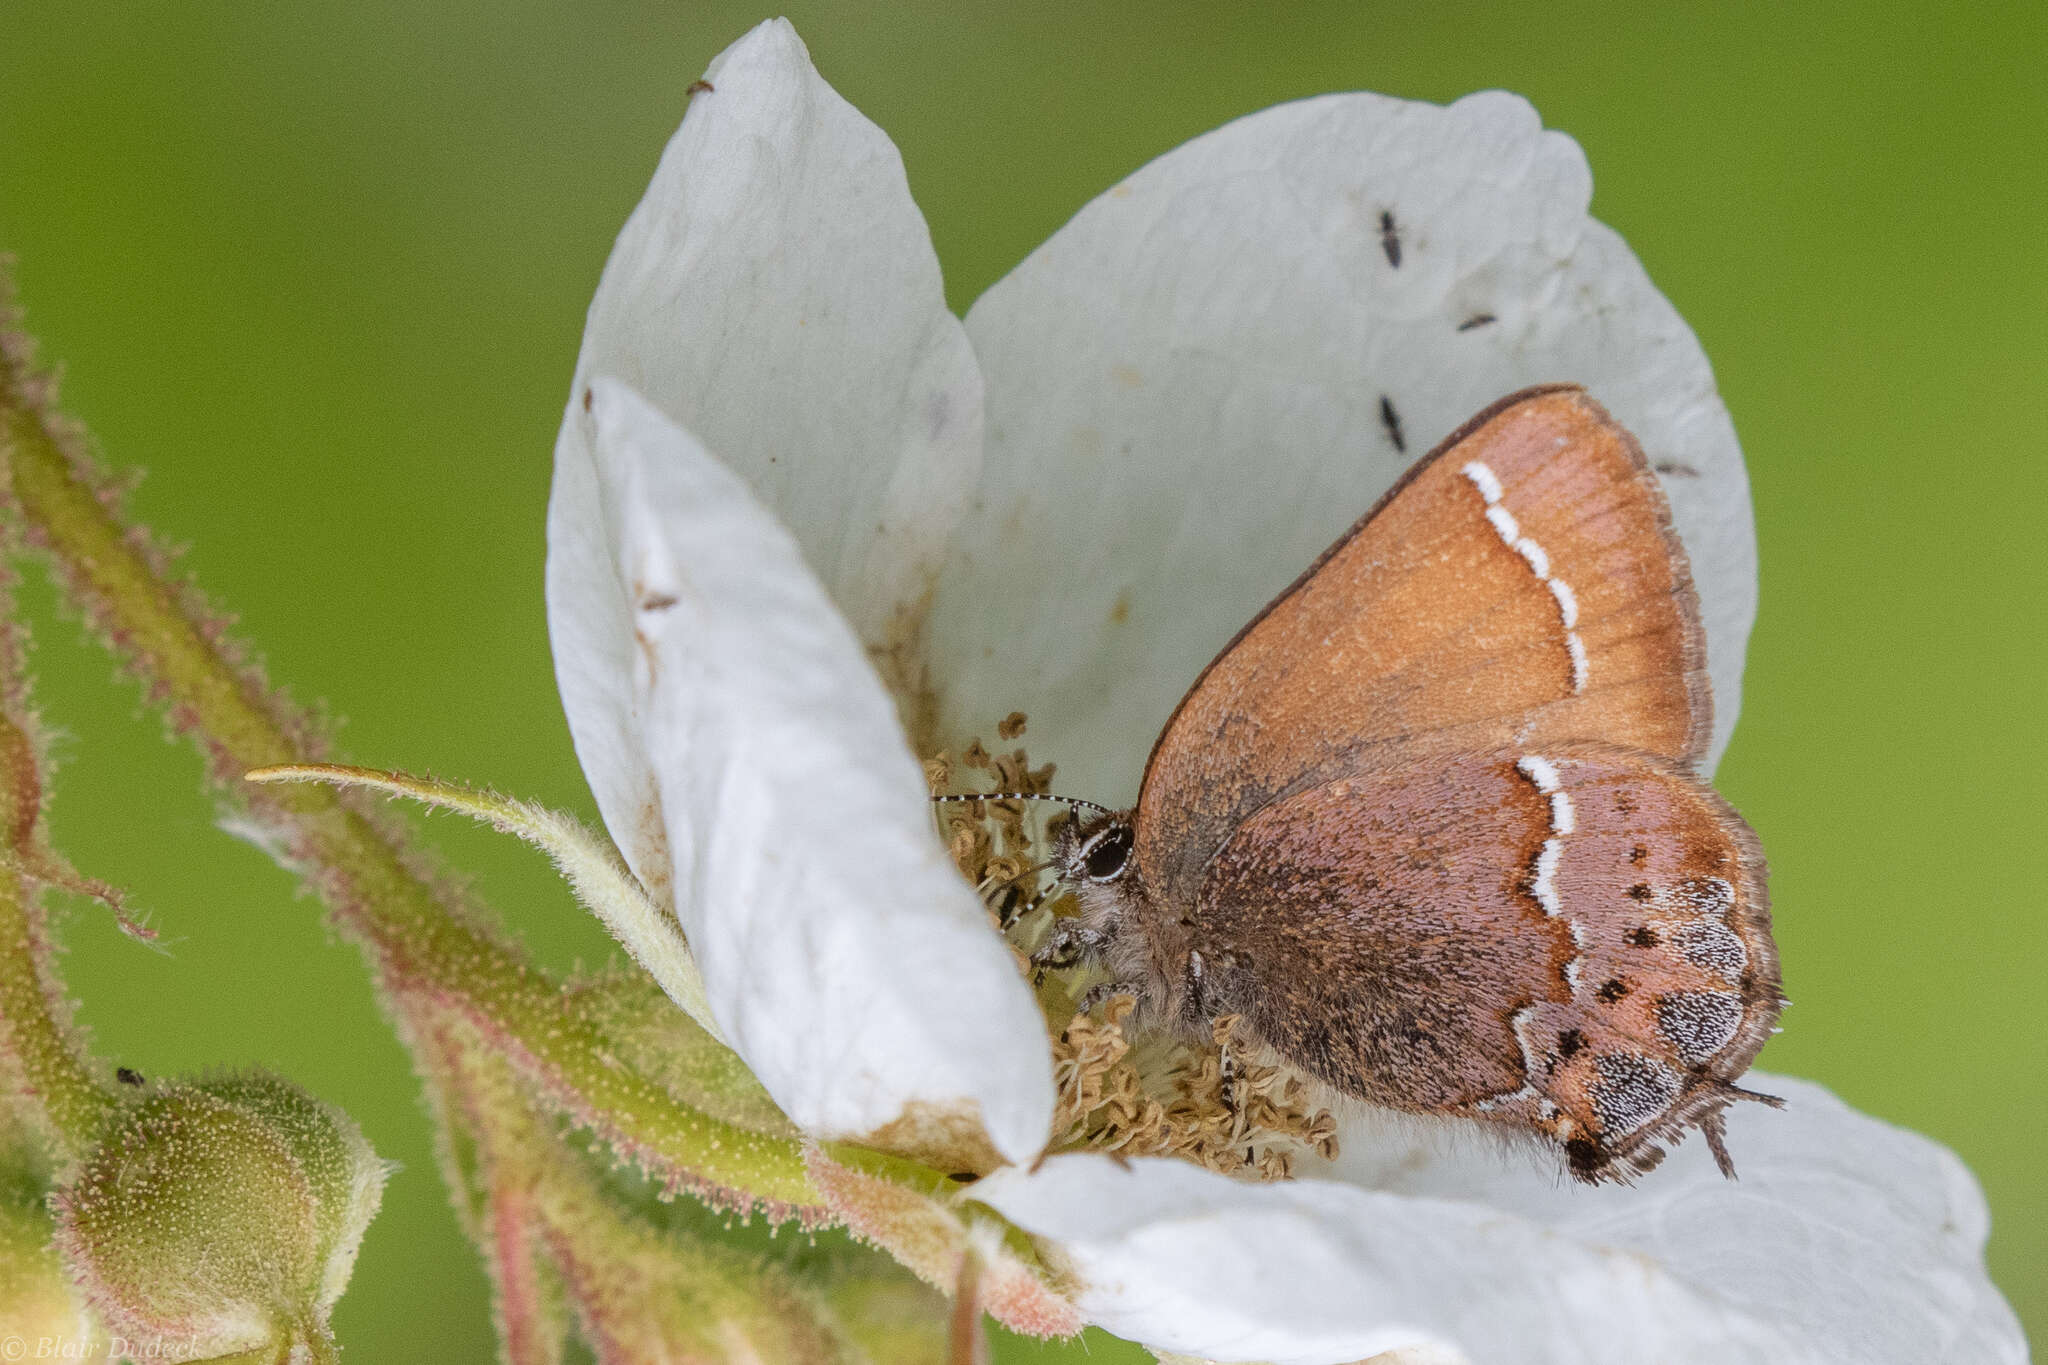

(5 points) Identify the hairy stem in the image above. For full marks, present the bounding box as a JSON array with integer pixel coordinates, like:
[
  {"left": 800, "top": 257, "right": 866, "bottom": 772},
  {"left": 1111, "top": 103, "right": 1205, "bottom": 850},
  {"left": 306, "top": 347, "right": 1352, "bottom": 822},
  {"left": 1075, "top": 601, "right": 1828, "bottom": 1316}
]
[
  {"left": 0, "top": 856, "right": 111, "bottom": 1159},
  {"left": 0, "top": 611, "right": 114, "bottom": 1157}
]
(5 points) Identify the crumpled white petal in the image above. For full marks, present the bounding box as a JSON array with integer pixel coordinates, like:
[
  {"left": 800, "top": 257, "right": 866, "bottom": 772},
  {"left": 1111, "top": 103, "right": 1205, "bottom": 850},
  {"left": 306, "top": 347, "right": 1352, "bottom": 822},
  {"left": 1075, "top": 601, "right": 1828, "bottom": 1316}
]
[
  {"left": 974, "top": 1074, "right": 2025, "bottom": 1365},
  {"left": 567, "top": 378, "right": 1051, "bottom": 1163},
  {"left": 550, "top": 16, "right": 982, "bottom": 895},
  {"left": 932, "top": 89, "right": 1754, "bottom": 800}
]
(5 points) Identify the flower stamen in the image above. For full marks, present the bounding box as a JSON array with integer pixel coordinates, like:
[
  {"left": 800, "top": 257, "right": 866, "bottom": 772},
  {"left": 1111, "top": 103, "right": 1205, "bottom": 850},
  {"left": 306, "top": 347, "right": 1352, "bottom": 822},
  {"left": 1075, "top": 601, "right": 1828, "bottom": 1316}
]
[{"left": 931, "top": 719, "right": 1338, "bottom": 1181}]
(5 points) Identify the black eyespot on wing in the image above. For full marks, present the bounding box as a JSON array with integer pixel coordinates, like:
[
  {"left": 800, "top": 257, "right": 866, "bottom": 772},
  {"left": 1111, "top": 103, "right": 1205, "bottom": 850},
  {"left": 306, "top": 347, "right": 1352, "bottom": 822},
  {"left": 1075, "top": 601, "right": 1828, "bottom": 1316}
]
[
  {"left": 1657, "top": 990, "right": 1744, "bottom": 1066},
  {"left": 1564, "top": 1135, "right": 1607, "bottom": 1179},
  {"left": 1596, "top": 978, "right": 1631, "bottom": 1003},
  {"left": 1589, "top": 1052, "right": 1682, "bottom": 1137}
]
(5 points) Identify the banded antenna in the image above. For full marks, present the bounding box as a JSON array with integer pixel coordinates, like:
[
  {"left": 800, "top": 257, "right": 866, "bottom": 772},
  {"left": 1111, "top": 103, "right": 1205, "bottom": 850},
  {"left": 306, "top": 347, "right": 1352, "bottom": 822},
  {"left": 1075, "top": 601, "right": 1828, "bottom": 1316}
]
[
  {"left": 931, "top": 791, "right": 1111, "bottom": 928},
  {"left": 929, "top": 791, "right": 1114, "bottom": 819}
]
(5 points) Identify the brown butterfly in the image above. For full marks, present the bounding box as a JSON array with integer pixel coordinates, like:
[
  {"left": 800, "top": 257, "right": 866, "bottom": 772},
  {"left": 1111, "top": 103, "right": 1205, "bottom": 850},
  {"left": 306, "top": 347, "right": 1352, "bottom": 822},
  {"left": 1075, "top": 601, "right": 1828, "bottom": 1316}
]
[{"left": 1039, "top": 385, "right": 1784, "bottom": 1183}]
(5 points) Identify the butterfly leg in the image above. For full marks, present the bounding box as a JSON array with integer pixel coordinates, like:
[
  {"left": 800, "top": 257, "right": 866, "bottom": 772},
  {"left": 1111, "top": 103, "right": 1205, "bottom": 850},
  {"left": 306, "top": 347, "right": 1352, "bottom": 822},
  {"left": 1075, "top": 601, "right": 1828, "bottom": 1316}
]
[
  {"left": 988, "top": 882, "right": 1028, "bottom": 929},
  {"left": 991, "top": 877, "right": 1063, "bottom": 932},
  {"left": 1218, "top": 1031, "right": 1242, "bottom": 1127},
  {"left": 1073, "top": 979, "right": 1146, "bottom": 1015},
  {"left": 1031, "top": 920, "right": 1110, "bottom": 973}
]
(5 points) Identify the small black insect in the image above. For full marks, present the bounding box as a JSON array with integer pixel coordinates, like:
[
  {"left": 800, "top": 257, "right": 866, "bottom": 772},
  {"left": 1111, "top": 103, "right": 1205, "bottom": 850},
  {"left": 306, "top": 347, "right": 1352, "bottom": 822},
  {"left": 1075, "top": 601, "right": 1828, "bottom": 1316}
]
[{"left": 1378, "top": 210, "right": 1402, "bottom": 268}]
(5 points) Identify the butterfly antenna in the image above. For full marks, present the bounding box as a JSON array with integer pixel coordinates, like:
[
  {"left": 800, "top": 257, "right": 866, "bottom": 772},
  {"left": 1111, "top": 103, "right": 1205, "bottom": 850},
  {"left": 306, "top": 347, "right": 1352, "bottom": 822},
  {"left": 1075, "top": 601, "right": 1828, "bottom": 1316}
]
[
  {"left": 930, "top": 791, "right": 1114, "bottom": 819},
  {"left": 981, "top": 856, "right": 1064, "bottom": 930},
  {"left": 934, "top": 793, "right": 1103, "bottom": 928}
]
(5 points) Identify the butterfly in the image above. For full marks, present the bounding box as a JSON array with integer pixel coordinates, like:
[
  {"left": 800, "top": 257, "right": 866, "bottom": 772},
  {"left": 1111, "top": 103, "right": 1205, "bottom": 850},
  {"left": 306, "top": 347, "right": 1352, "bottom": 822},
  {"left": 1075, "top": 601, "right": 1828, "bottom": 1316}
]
[{"left": 1036, "top": 385, "right": 1784, "bottom": 1183}]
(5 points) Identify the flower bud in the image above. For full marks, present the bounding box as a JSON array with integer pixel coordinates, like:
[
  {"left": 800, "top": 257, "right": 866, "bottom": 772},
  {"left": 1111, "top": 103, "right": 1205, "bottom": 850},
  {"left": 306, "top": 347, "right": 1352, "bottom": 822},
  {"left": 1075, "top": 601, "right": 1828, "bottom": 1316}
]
[{"left": 53, "top": 1071, "right": 388, "bottom": 1357}]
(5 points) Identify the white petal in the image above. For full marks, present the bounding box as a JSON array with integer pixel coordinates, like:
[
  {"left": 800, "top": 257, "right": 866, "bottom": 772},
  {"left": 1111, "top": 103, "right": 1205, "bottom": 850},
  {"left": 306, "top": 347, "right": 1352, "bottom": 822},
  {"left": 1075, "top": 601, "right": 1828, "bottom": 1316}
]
[
  {"left": 1312, "top": 1074, "right": 2026, "bottom": 1364},
  {"left": 551, "top": 18, "right": 982, "bottom": 887},
  {"left": 933, "top": 91, "right": 1753, "bottom": 800},
  {"left": 574, "top": 18, "right": 981, "bottom": 645},
  {"left": 974, "top": 1155, "right": 1750, "bottom": 1365},
  {"left": 571, "top": 379, "right": 1051, "bottom": 1164},
  {"left": 976, "top": 1074, "right": 2023, "bottom": 1365}
]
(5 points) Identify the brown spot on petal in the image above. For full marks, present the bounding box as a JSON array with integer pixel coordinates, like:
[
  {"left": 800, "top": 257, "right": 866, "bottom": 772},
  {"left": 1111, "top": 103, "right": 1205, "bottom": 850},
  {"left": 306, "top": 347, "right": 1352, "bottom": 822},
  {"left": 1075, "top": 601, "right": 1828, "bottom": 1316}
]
[
  {"left": 855, "top": 1098, "right": 1006, "bottom": 1178},
  {"left": 631, "top": 788, "right": 675, "bottom": 911},
  {"left": 868, "top": 587, "right": 939, "bottom": 756}
]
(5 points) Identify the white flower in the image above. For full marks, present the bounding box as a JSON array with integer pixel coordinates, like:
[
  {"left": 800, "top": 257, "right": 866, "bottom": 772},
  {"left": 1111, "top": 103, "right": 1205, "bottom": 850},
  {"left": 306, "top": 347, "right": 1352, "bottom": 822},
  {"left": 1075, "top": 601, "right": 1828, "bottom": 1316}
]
[{"left": 544, "top": 19, "right": 2025, "bottom": 1364}]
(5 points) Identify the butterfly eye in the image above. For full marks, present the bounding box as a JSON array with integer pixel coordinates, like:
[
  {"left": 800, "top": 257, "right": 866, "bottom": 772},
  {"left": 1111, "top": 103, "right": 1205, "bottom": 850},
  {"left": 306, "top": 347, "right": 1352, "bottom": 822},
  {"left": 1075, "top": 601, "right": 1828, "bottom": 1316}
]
[{"left": 1081, "top": 825, "right": 1134, "bottom": 882}]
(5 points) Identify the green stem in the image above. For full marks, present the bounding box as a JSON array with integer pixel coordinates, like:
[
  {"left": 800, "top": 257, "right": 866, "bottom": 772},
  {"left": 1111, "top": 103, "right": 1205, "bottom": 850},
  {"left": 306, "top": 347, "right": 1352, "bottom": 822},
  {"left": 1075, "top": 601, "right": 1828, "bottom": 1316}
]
[
  {"left": 202, "top": 1344, "right": 298, "bottom": 1365},
  {"left": 0, "top": 857, "right": 111, "bottom": 1158},
  {"left": 0, "top": 300, "right": 828, "bottom": 1208},
  {"left": 297, "top": 1321, "right": 342, "bottom": 1365},
  {"left": 0, "top": 577, "right": 115, "bottom": 1157}
]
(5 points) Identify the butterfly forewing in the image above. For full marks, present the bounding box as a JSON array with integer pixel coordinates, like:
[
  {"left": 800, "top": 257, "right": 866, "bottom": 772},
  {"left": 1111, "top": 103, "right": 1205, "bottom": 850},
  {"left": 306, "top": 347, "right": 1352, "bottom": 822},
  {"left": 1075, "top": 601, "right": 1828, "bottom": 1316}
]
[{"left": 1136, "top": 386, "right": 1708, "bottom": 908}]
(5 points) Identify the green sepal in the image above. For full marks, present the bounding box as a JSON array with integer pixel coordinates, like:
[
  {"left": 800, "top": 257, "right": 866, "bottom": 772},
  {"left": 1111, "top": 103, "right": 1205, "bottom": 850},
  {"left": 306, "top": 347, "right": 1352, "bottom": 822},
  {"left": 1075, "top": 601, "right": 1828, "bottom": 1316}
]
[{"left": 51, "top": 1071, "right": 387, "bottom": 1360}]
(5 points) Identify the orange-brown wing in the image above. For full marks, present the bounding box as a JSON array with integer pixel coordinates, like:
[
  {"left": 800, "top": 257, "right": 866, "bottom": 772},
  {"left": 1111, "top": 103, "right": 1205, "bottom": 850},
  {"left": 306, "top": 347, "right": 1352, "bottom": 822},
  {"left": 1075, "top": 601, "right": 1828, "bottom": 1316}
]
[
  {"left": 1136, "top": 386, "right": 1710, "bottom": 904},
  {"left": 1187, "top": 745, "right": 1780, "bottom": 1181}
]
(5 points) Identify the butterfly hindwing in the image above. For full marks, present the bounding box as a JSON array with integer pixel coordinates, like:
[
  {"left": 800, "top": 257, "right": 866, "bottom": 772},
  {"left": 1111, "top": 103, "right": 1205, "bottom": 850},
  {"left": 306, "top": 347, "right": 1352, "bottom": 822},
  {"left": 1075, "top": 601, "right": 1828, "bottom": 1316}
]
[{"left": 1185, "top": 744, "right": 1780, "bottom": 1180}]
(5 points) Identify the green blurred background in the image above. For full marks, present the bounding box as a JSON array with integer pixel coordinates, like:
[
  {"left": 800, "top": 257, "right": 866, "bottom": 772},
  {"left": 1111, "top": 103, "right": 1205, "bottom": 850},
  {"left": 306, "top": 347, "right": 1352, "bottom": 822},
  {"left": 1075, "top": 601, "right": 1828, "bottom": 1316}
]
[{"left": 2, "top": 2, "right": 2041, "bottom": 1357}]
